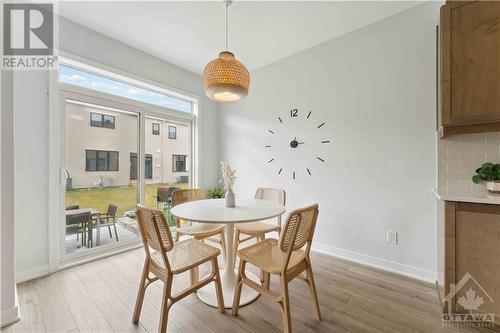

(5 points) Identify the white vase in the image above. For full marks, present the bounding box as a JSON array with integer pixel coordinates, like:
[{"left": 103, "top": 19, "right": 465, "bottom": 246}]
[
  {"left": 225, "top": 188, "right": 235, "bottom": 207},
  {"left": 486, "top": 181, "right": 500, "bottom": 194}
]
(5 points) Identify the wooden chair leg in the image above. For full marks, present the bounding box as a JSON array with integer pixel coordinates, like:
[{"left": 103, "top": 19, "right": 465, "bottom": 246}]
[
  {"left": 108, "top": 225, "right": 112, "bottom": 238},
  {"left": 263, "top": 271, "right": 271, "bottom": 290},
  {"left": 219, "top": 230, "right": 227, "bottom": 264},
  {"left": 212, "top": 258, "right": 225, "bottom": 313},
  {"left": 132, "top": 260, "right": 150, "bottom": 324},
  {"left": 232, "top": 229, "right": 240, "bottom": 268},
  {"left": 280, "top": 276, "right": 292, "bottom": 333},
  {"left": 232, "top": 259, "right": 246, "bottom": 316},
  {"left": 259, "top": 234, "right": 265, "bottom": 283},
  {"left": 190, "top": 266, "right": 199, "bottom": 286},
  {"left": 158, "top": 277, "right": 173, "bottom": 333},
  {"left": 175, "top": 231, "right": 180, "bottom": 243},
  {"left": 306, "top": 263, "right": 321, "bottom": 320}
]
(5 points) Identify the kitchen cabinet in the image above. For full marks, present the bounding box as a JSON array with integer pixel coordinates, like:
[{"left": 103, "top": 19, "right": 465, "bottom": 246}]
[
  {"left": 439, "top": 202, "right": 500, "bottom": 325},
  {"left": 438, "top": 1, "right": 500, "bottom": 137}
]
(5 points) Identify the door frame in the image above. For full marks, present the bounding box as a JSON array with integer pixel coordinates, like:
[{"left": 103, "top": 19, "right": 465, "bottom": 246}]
[{"left": 48, "top": 54, "right": 199, "bottom": 272}]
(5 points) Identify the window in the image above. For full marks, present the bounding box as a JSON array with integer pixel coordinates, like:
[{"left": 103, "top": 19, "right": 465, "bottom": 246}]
[
  {"left": 172, "top": 154, "right": 187, "bottom": 172},
  {"left": 130, "top": 153, "right": 153, "bottom": 180},
  {"left": 152, "top": 123, "right": 160, "bottom": 135},
  {"left": 90, "top": 112, "right": 115, "bottom": 129},
  {"left": 168, "top": 126, "right": 177, "bottom": 139},
  {"left": 86, "top": 150, "right": 119, "bottom": 171},
  {"left": 59, "top": 65, "right": 192, "bottom": 113}
]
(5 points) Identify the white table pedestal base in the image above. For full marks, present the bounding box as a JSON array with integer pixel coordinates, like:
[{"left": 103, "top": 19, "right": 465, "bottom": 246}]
[{"left": 197, "top": 268, "right": 260, "bottom": 308}]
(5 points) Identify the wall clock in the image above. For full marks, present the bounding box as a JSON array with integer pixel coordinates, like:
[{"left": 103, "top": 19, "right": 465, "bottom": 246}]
[{"left": 265, "top": 108, "right": 331, "bottom": 180}]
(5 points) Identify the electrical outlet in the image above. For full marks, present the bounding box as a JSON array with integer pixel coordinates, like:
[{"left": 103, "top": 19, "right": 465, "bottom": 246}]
[{"left": 386, "top": 230, "right": 397, "bottom": 244}]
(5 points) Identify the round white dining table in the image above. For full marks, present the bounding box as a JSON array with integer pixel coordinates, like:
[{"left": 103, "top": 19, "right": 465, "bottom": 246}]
[{"left": 170, "top": 198, "right": 286, "bottom": 308}]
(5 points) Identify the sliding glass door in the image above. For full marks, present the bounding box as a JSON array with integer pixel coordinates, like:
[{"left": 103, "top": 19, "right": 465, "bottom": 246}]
[
  {"left": 63, "top": 95, "right": 141, "bottom": 258},
  {"left": 57, "top": 61, "right": 196, "bottom": 263}
]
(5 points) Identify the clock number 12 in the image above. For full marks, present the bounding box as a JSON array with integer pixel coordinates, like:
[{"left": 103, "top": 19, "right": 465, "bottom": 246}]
[{"left": 290, "top": 108, "right": 298, "bottom": 117}]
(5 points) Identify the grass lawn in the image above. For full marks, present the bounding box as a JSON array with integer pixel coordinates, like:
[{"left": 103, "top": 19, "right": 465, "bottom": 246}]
[{"left": 65, "top": 183, "right": 190, "bottom": 219}]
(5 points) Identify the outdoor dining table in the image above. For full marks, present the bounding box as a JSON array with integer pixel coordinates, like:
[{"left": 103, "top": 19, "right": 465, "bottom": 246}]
[
  {"left": 170, "top": 198, "right": 286, "bottom": 308},
  {"left": 65, "top": 208, "right": 102, "bottom": 247}
]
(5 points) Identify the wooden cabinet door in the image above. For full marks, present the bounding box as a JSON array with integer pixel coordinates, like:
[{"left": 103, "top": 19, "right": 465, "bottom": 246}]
[
  {"left": 455, "top": 210, "right": 500, "bottom": 316},
  {"left": 445, "top": 1, "right": 500, "bottom": 125}
]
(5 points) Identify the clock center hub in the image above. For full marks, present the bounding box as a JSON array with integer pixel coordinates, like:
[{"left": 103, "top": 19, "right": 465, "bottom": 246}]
[{"left": 290, "top": 139, "right": 298, "bottom": 148}]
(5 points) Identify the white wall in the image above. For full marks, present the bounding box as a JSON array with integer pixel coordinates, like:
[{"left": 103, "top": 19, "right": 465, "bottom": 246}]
[
  {"left": 13, "top": 17, "right": 219, "bottom": 276},
  {"left": 219, "top": 2, "right": 440, "bottom": 282}
]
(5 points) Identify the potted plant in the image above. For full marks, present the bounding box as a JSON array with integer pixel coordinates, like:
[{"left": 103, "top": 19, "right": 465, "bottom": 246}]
[
  {"left": 207, "top": 186, "right": 225, "bottom": 199},
  {"left": 472, "top": 162, "right": 500, "bottom": 193}
]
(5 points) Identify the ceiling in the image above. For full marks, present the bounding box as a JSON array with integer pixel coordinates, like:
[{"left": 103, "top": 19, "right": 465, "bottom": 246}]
[{"left": 59, "top": 1, "right": 423, "bottom": 75}]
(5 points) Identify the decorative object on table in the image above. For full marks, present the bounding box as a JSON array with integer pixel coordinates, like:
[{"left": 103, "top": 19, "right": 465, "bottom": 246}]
[
  {"left": 221, "top": 161, "right": 236, "bottom": 207},
  {"left": 265, "top": 108, "right": 331, "bottom": 180},
  {"left": 207, "top": 186, "right": 225, "bottom": 199},
  {"left": 472, "top": 162, "right": 500, "bottom": 193},
  {"left": 202, "top": 0, "right": 250, "bottom": 103}
]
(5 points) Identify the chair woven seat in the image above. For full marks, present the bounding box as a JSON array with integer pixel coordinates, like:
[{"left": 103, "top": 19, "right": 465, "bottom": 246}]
[
  {"left": 177, "top": 223, "right": 225, "bottom": 237},
  {"left": 151, "top": 239, "right": 220, "bottom": 274},
  {"left": 235, "top": 221, "right": 281, "bottom": 236},
  {"left": 238, "top": 238, "right": 305, "bottom": 274}
]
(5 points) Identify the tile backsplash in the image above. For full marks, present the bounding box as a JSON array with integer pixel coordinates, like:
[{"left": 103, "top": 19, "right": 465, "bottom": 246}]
[{"left": 438, "top": 132, "right": 500, "bottom": 196}]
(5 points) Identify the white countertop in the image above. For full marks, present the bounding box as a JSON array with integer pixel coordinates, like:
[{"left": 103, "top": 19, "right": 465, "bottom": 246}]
[{"left": 432, "top": 188, "right": 500, "bottom": 205}]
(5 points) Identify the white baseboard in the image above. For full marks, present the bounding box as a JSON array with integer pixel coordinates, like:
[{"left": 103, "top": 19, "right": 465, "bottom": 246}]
[
  {"left": 312, "top": 243, "right": 438, "bottom": 284},
  {"left": 1, "top": 285, "right": 20, "bottom": 328},
  {"left": 15, "top": 264, "right": 50, "bottom": 284}
]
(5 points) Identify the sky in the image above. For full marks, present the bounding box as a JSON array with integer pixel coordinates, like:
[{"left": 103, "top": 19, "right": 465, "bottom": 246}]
[{"left": 59, "top": 65, "right": 192, "bottom": 113}]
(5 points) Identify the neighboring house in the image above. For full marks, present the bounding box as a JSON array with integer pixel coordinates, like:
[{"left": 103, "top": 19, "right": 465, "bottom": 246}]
[{"left": 65, "top": 101, "right": 190, "bottom": 188}]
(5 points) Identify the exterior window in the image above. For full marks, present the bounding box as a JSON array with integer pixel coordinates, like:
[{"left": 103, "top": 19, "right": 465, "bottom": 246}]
[
  {"left": 152, "top": 123, "right": 160, "bottom": 135},
  {"left": 172, "top": 154, "right": 187, "bottom": 172},
  {"left": 90, "top": 112, "right": 115, "bottom": 129},
  {"left": 130, "top": 153, "right": 153, "bottom": 180},
  {"left": 168, "top": 125, "right": 177, "bottom": 139},
  {"left": 86, "top": 150, "right": 119, "bottom": 171},
  {"left": 59, "top": 64, "right": 192, "bottom": 113}
]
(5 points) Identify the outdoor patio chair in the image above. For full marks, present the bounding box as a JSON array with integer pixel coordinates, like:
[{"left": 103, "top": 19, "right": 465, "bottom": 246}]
[
  {"left": 156, "top": 187, "right": 180, "bottom": 210},
  {"left": 66, "top": 211, "right": 91, "bottom": 248},
  {"left": 93, "top": 204, "right": 119, "bottom": 242}
]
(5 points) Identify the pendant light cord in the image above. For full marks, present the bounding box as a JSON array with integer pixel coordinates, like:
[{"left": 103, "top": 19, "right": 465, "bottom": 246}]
[{"left": 225, "top": 1, "right": 229, "bottom": 51}]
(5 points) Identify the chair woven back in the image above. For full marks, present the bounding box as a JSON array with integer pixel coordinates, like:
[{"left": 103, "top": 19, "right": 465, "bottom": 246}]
[
  {"left": 136, "top": 205, "right": 174, "bottom": 252},
  {"left": 107, "top": 204, "right": 118, "bottom": 217},
  {"left": 171, "top": 189, "right": 205, "bottom": 207},
  {"left": 255, "top": 188, "right": 286, "bottom": 205},
  {"left": 66, "top": 211, "right": 90, "bottom": 226},
  {"left": 279, "top": 204, "right": 319, "bottom": 253}
]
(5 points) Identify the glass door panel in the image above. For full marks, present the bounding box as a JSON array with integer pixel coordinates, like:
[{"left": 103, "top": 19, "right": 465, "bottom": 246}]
[
  {"left": 64, "top": 99, "right": 140, "bottom": 255},
  {"left": 143, "top": 116, "right": 192, "bottom": 228}
]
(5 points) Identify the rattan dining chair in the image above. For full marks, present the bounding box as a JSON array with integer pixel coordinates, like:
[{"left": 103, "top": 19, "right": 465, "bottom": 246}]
[
  {"left": 232, "top": 203, "right": 321, "bottom": 333},
  {"left": 171, "top": 189, "right": 226, "bottom": 275},
  {"left": 233, "top": 188, "right": 286, "bottom": 268},
  {"left": 133, "top": 205, "right": 224, "bottom": 333}
]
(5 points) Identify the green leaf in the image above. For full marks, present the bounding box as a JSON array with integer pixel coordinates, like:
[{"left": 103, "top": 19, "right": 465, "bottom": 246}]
[{"left": 472, "top": 175, "right": 481, "bottom": 184}]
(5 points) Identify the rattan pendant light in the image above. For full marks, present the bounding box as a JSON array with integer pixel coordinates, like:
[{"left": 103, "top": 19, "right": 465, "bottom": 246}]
[{"left": 203, "top": 0, "right": 250, "bottom": 102}]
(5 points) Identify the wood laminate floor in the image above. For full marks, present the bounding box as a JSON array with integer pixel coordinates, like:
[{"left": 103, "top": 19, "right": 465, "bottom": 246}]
[{"left": 2, "top": 248, "right": 494, "bottom": 333}]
